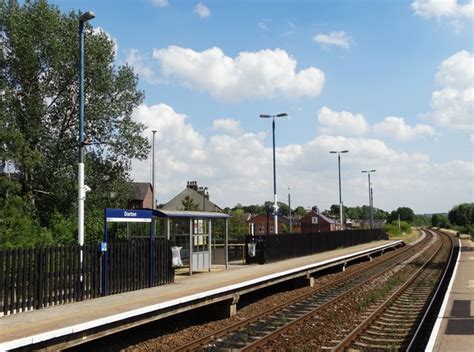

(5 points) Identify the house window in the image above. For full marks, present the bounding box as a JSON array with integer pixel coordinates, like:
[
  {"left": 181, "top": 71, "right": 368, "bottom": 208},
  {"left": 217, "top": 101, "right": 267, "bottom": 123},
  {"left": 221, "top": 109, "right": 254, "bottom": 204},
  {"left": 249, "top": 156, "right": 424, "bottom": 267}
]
[
  {"left": 258, "top": 226, "right": 264, "bottom": 233},
  {"left": 269, "top": 226, "right": 273, "bottom": 233}
]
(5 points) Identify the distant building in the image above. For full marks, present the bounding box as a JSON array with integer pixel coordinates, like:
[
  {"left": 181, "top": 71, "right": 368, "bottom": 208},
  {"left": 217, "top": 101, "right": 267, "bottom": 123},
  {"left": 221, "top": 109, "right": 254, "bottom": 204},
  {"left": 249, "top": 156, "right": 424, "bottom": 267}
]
[
  {"left": 128, "top": 182, "right": 153, "bottom": 209},
  {"left": 246, "top": 214, "right": 301, "bottom": 235},
  {"left": 160, "top": 181, "right": 222, "bottom": 212},
  {"left": 300, "top": 206, "right": 340, "bottom": 233}
]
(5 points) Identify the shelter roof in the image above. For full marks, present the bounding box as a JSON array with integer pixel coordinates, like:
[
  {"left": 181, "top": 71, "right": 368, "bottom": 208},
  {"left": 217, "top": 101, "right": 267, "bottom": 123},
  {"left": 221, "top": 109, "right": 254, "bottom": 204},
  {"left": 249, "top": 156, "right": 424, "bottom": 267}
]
[{"left": 151, "top": 209, "right": 231, "bottom": 219}]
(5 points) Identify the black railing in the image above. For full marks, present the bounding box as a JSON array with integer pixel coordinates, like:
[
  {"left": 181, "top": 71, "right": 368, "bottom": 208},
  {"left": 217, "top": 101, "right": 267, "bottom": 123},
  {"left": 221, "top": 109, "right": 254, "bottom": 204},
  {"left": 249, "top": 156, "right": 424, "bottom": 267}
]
[
  {"left": 0, "top": 239, "right": 174, "bottom": 316},
  {"left": 245, "top": 229, "right": 388, "bottom": 264}
]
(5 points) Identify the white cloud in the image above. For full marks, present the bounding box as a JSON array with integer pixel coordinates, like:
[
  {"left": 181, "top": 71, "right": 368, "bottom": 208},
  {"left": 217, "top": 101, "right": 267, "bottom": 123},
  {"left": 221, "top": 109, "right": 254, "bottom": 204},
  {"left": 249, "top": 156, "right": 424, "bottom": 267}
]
[
  {"left": 151, "top": 0, "right": 168, "bottom": 7},
  {"left": 313, "top": 31, "right": 352, "bottom": 49},
  {"left": 424, "top": 51, "right": 474, "bottom": 131},
  {"left": 152, "top": 46, "right": 325, "bottom": 102},
  {"left": 373, "top": 117, "right": 435, "bottom": 140},
  {"left": 195, "top": 3, "right": 211, "bottom": 18},
  {"left": 411, "top": 0, "right": 474, "bottom": 19},
  {"left": 125, "top": 49, "right": 156, "bottom": 83},
  {"left": 212, "top": 119, "right": 243, "bottom": 136},
  {"left": 258, "top": 18, "right": 271, "bottom": 30},
  {"left": 317, "top": 106, "right": 369, "bottom": 136},
  {"left": 130, "top": 103, "right": 473, "bottom": 213}
]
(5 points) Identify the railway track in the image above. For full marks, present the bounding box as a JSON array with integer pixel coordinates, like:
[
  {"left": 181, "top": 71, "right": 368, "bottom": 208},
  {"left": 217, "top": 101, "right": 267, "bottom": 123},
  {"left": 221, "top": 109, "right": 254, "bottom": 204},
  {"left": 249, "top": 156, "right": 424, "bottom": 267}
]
[
  {"left": 332, "top": 229, "right": 455, "bottom": 351},
  {"left": 175, "top": 229, "right": 438, "bottom": 351},
  {"left": 239, "top": 229, "right": 454, "bottom": 352}
]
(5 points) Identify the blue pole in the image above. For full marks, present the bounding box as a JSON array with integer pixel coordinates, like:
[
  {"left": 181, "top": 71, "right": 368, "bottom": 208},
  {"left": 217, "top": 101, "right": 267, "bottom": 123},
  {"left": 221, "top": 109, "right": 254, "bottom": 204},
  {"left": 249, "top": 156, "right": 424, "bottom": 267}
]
[{"left": 102, "top": 210, "right": 108, "bottom": 296}]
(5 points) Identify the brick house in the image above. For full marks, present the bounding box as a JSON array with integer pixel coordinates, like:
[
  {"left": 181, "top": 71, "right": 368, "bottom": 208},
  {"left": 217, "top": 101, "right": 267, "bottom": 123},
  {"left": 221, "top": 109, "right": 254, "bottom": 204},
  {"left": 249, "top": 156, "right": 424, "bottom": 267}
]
[
  {"left": 160, "top": 181, "right": 222, "bottom": 212},
  {"left": 246, "top": 213, "right": 303, "bottom": 235},
  {"left": 300, "top": 206, "right": 340, "bottom": 233},
  {"left": 127, "top": 182, "right": 153, "bottom": 209}
]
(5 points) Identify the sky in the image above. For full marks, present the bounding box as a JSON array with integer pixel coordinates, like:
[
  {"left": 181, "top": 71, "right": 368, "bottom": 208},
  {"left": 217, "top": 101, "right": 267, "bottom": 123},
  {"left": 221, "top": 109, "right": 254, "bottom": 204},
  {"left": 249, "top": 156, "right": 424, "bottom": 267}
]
[{"left": 51, "top": 0, "right": 473, "bottom": 214}]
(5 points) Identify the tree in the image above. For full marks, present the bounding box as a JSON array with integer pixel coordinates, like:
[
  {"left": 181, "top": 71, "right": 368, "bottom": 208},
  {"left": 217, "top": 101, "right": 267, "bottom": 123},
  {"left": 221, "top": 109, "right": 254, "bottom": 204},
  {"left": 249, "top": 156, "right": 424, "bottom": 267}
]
[
  {"left": 431, "top": 213, "right": 450, "bottom": 228},
  {"left": 181, "top": 196, "right": 199, "bottom": 211},
  {"left": 388, "top": 207, "right": 415, "bottom": 223},
  {"left": 294, "top": 206, "right": 307, "bottom": 216},
  {"left": 1, "top": 1, "right": 149, "bottom": 244},
  {"left": 448, "top": 203, "right": 474, "bottom": 227}
]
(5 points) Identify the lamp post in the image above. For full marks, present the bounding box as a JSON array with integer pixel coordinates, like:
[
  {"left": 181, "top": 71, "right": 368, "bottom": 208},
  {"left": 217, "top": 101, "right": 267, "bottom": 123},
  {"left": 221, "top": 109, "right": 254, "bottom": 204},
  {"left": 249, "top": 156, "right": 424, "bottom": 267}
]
[
  {"left": 361, "top": 169, "right": 376, "bottom": 229},
  {"left": 151, "top": 130, "right": 157, "bottom": 209},
  {"left": 78, "top": 11, "right": 95, "bottom": 262},
  {"left": 260, "top": 112, "right": 288, "bottom": 234},
  {"left": 330, "top": 150, "right": 349, "bottom": 230}
]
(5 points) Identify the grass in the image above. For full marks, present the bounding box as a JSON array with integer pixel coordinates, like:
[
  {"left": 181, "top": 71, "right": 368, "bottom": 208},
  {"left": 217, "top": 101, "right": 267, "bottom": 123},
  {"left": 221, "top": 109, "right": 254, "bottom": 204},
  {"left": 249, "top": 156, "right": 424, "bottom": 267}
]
[{"left": 389, "top": 228, "right": 422, "bottom": 244}]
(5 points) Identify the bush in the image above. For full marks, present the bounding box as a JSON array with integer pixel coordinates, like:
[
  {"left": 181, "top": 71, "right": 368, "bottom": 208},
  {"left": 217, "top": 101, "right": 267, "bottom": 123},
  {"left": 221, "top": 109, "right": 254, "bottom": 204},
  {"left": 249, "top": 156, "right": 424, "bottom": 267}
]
[
  {"left": 0, "top": 196, "right": 53, "bottom": 248},
  {"left": 383, "top": 221, "right": 411, "bottom": 236}
]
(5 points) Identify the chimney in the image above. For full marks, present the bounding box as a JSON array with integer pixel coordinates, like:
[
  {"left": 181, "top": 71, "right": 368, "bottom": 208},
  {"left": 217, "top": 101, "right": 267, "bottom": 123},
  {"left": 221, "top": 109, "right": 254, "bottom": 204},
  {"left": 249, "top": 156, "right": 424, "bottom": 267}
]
[{"left": 186, "top": 181, "right": 198, "bottom": 191}]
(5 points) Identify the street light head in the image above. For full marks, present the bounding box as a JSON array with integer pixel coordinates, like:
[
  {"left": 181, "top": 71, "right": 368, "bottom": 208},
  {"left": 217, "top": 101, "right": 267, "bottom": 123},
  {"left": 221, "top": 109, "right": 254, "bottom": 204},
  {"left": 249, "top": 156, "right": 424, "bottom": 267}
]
[
  {"left": 79, "top": 11, "right": 95, "bottom": 22},
  {"left": 276, "top": 113, "right": 288, "bottom": 117},
  {"left": 260, "top": 114, "right": 271, "bottom": 118},
  {"left": 329, "top": 151, "right": 337, "bottom": 154},
  {"left": 361, "top": 170, "right": 368, "bottom": 173},
  {"left": 341, "top": 150, "right": 349, "bottom": 153},
  {"left": 371, "top": 169, "right": 376, "bottom": 172}
]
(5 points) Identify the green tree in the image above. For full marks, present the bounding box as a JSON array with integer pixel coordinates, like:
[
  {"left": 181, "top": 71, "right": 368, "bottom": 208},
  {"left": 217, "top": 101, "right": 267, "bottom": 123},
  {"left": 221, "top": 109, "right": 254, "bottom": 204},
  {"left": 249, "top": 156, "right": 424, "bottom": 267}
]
[
  {"left": 294, "top": 206, "right": 307, "bottom": 216},
  {"left": 431, "top": 213, "right": 450, "bottom": 228},
  {"left": 448, "top": 203, "right": 474, "bottom": 227},
  {"left": 181, "top": 196, "right": 199, "bottom": 211},
  {"left": 228, "top": 209, "right": 248, "bottom": 239},
  {"left": 1, "top": 0, "right": 149, "bottom": 243},
  {"left": 388, "top": 207, "right": 415, "bottom": 223}
]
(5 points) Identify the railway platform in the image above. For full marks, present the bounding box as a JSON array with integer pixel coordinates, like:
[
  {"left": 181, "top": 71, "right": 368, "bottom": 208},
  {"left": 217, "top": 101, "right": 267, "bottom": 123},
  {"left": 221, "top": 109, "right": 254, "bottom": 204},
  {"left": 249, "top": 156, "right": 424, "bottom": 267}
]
[
  {"left": 427, "top": 237, "right": 474, "bottom": 351},
  {"left": 0, "top": 239, "right": 403, "bottom": 351}
]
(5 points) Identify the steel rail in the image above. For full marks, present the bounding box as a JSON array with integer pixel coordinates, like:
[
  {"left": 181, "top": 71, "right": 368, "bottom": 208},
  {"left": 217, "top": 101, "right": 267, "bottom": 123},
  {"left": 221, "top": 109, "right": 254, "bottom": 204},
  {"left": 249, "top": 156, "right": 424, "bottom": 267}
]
[
  {"left": 406, "top": 229, "right": 457, "bottom": 351},
  {"left": 175, "top": 237, "right": 424, "bottom": 351},
  {"left": 332, "top": 230, "right": 448, "bottom": 351},
  {"left": 239, "top": 230, "right": 435, "bottom": 351}
]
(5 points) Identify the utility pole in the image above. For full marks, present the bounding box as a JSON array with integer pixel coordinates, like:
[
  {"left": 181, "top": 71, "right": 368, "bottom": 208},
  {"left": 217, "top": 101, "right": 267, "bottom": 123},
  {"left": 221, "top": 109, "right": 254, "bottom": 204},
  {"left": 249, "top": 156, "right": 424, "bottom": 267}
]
[{"left": 151, "top": 130, "right": 157, "bottom": 209}]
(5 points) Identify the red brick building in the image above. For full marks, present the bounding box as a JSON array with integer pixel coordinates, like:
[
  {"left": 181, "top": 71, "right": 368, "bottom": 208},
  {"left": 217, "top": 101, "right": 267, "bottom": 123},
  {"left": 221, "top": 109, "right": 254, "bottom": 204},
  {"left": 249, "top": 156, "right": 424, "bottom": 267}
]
[
  {"left": 300, "top": 207, "right": 340, "bottom": 233},
  {"left": 246, "top": 214, "right": 301, "bottom": 235}
]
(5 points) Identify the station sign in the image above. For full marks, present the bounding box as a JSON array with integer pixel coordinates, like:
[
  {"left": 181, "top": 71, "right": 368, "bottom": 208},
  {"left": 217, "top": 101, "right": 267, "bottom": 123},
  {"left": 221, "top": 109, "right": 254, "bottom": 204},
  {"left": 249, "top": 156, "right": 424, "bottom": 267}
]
[{"left": 105, "top": 208, "right": 153, "bottom": 223}]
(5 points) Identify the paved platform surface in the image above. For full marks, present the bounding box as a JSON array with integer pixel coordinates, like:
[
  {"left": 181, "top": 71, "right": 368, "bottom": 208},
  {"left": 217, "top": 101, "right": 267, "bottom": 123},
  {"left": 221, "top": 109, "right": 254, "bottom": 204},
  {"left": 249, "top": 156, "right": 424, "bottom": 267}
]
[
  {"left": 0, "top": 240, "right": 399, "bottom": 350},
  {"left": 429, "top": 238, "right": 474, "bottom": 351}
]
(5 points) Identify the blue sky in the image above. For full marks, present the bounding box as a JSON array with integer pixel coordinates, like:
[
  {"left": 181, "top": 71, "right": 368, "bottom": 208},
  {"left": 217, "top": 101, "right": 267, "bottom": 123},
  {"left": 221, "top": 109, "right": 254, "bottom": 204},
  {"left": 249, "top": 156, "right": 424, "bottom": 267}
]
[{"left": 51, "top": 0, "right": 473, "bottom": 213}]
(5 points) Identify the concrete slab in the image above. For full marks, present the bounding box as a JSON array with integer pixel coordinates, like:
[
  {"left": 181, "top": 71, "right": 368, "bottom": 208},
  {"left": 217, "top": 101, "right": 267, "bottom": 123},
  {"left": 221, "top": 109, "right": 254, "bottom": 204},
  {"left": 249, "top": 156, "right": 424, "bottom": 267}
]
[
  {"left": 0, "top": 240, "right": 401, "bottom": 351},
  {"left": 428, "top": 239, "right": 474, "bottom": 351}
]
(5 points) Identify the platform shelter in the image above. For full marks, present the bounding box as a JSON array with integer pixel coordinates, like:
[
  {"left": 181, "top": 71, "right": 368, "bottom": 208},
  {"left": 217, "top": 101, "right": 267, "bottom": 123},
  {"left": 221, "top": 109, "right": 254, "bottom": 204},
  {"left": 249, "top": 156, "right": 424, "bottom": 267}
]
[{"left": 104, "top": 208, "right": 231, "bottom": 276}]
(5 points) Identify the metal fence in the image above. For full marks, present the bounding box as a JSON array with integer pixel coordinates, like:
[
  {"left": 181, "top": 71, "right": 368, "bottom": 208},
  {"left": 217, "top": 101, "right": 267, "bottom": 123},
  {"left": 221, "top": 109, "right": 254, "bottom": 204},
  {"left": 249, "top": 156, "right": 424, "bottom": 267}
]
[
  {"left": 0, "top": 239, "right": 174, "bottom": 316},
  {"left": 245, "top": 229, "right": 388, "bottom": 264}
]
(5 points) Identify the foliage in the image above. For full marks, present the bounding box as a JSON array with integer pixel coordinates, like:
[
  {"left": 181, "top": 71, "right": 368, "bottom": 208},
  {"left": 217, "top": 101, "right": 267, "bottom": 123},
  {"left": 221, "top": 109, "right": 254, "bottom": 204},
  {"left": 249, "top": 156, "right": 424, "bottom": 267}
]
[
  {"left": 181, "top": 196, "right": 199, "bottom": 211},
  {"left": 383, "top": 221, "right": 411, "bottom": 236},
  {"left": 1, "top": 0, "right": 148, "bottom": 246},
  {"left": 448, "top": 203, "right": 474, "bottom": 227},
  {"left": 431, "top": 213, "right": 451, "bottom": 228},
  {"left": 387, "top": 207, "right": 415, "bottom": 223},
  {"left": 0, "top": 196, "right": 53, "bottom": 248},
  {"left": 412, "top": 214, "right": 431, "bottom": 227},
  {"left": 228, "top": 209, "right": 249, "bottom": 238}
]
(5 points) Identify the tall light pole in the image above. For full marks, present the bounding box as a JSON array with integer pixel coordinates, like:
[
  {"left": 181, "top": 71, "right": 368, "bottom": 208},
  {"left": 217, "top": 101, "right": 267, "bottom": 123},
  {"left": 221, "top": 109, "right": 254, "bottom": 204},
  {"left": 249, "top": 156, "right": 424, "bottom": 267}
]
[
  {"left": 151, "top": 130, "right": 157, "bottom": 209},
  {"left": 78, "top": 11, "right": 95, "bottom": 258},
  {"left": 361, "top": 170, "right": 376, "bottom": 229},
  {"left": 260, "top": 112, "right": 287, "bottom": 234},
  {"left": 330, "top": 150, "right": 349, "bottom": 230}
]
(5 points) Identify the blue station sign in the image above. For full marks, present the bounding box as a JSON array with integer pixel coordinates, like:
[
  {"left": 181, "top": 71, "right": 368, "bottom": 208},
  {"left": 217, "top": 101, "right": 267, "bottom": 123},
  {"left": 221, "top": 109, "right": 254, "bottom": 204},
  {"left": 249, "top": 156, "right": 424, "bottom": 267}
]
[{"left": 105, "top": 208, "right": 153, "bottom": 223}]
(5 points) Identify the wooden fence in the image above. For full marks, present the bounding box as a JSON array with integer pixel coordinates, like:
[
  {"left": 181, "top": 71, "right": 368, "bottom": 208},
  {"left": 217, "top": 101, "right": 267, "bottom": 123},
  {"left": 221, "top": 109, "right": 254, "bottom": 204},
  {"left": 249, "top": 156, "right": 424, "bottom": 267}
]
[
  {"left": 245, "top": 229, "right": 388, "bottom": 264},
  {"left": 0, "top": 239, "right": 174, "bottom": 316}
]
